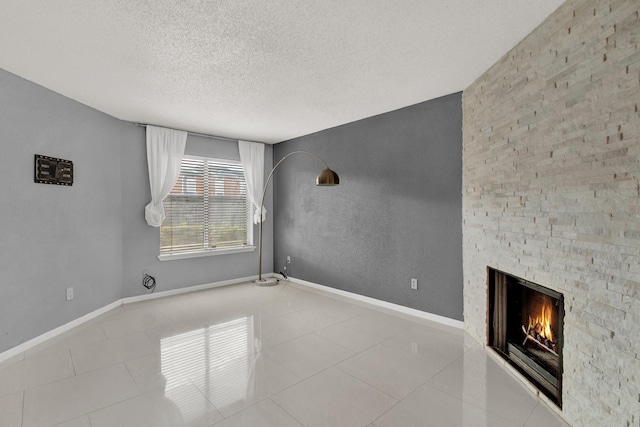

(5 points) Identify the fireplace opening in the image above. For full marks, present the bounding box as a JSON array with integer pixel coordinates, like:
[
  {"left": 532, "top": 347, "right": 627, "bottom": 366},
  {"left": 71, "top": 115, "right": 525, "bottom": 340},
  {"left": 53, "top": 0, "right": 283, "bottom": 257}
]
[{"left": 488, "top": 268, "right": 564, "bottom": 407}]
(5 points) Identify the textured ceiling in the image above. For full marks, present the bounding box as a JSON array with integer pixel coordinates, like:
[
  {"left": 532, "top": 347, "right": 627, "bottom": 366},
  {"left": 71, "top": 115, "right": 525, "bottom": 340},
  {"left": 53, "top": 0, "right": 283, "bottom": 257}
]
[{"left": 0, "top": 0, "right": 564, "bottom": 144}]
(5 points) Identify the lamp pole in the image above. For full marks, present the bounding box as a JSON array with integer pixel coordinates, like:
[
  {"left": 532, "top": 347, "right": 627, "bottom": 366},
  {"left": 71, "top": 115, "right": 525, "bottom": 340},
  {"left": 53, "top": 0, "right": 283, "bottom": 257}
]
[{"left": 256, "top": 151, "right": 339, "bottom": 286}]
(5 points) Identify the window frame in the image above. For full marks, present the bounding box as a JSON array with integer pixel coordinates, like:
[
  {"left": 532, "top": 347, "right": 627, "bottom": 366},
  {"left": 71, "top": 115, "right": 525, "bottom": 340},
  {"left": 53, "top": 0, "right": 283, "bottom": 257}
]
[{"left": 157, "top": 155, "right": 255, "bottom": 261}]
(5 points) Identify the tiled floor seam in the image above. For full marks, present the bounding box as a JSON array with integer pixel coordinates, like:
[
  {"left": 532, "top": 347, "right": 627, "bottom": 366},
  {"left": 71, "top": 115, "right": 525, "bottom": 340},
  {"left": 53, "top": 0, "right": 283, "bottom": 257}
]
[
  {"left": 68, "top": 348, "right": 78, "bottom": 377},
  {"left": 333, "top": 364, "right": 400, "bottom": 402},
  {"left": 261, "top": 397, "right": 303, "bottom": 427},
  {"left": 521, "top": 401, "right": 543, "bottom": 427},
  {"left": 425, "top": 374, "right": 522, "bottom": 425},
  {"left": 20, "top": 390, "right": 25, "bottom": 427}
]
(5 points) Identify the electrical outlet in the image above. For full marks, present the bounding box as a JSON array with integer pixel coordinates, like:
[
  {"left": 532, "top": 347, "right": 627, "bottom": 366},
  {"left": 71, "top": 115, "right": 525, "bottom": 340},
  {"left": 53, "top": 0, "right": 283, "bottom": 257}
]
[
  {"left": 411, "top": 278, "right": 418, "bottom": 290},
  {"left": 286, "top": 256, "right": 291, "bottom": 264},
  {"left": 66, "top": 287, "right": 74, "bottom": 301}
]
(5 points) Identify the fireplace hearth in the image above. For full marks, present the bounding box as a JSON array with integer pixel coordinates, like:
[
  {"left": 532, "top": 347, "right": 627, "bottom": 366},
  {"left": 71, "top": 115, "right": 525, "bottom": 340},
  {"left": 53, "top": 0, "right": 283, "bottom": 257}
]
[{"left": 487, "top": 268, "right": 564, "bottom": 406}]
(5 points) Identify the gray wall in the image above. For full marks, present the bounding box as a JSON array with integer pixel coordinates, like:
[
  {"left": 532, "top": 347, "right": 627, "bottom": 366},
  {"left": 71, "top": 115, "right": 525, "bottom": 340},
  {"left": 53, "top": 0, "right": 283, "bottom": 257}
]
[
  {"left": 0, "top": 68, "right": 124, "bottom": 352},
  {"left": 0, "top": 67, "right": 273, "bottom": 353},
  {"left": 274, "top": 93, "right": 463, "bottom": 320}
]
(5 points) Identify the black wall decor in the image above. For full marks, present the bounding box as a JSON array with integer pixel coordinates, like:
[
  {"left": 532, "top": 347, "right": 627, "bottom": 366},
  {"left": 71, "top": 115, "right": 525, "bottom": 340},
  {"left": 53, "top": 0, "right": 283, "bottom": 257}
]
[{"left": 34, "top": 154, "right": 73, "bottom": 186}]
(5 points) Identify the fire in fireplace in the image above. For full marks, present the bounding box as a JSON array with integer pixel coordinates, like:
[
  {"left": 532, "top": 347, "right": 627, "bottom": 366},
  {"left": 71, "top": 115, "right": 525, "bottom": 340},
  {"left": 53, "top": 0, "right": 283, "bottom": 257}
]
[
  {"left": 488, "top": 268, "right": 564, "bottom": 406},
  {"left": 522, "top": 293, "right": 558, "bottom": 355}
]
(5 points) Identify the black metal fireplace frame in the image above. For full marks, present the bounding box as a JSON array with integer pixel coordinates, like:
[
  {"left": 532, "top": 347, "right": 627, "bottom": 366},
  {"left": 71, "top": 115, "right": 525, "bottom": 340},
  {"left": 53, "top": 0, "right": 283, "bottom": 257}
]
[{"left": 487, "top": 267, "right": 564, "bottom": 407}]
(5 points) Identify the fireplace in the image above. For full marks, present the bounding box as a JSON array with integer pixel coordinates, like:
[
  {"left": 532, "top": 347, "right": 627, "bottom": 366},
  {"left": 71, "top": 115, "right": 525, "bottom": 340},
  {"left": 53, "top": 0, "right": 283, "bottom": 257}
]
[{"left": 487, "top": 268, "right": 564, "bottom": 406}]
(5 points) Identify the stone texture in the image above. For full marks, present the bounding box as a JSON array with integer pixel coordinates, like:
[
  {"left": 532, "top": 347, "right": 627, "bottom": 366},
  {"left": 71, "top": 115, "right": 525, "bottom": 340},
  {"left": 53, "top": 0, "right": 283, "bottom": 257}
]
[{"left": 462, "top": 1, "right": 640, "bottom": 426}]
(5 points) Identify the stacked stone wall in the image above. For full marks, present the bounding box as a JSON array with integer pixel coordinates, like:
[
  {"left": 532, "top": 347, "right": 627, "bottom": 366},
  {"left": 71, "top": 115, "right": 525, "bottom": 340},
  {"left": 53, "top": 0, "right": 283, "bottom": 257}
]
[{"left": 462, "top": 1, "right": 639, "bottom": 425}]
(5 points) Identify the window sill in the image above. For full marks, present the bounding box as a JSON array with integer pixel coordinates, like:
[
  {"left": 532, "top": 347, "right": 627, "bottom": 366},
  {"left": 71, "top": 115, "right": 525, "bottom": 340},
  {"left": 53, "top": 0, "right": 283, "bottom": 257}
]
[{"left": 158, "top": 246, "right": 256, "bottom": 261}]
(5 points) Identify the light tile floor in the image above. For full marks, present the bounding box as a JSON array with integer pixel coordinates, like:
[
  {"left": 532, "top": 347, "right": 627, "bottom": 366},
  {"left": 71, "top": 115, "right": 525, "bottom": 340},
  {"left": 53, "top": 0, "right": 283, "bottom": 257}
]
[{"left": 0, "top": 282, "right": 571, "bottom": 427}]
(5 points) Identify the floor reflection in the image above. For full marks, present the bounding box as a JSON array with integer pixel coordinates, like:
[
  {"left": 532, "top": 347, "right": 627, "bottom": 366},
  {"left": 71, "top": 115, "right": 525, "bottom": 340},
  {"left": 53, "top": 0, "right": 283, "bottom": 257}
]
[
  {"left": 159, "top": 316, "right": 257, "bottom": 423},
  {"left": 139, "top": 373, "right": 185, "bottom": 425}
]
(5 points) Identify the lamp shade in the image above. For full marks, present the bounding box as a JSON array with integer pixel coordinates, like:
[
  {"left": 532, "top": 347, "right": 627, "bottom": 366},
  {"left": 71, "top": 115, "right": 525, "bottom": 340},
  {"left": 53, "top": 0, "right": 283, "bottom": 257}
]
[{"left": 316, "top": 168, "right": 340, "bottom": 186}]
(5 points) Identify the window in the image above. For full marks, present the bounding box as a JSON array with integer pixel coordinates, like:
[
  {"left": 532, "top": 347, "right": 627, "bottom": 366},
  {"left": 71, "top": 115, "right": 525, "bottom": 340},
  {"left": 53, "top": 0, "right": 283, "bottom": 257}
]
[{"left": 160, "top": 156, "right": 252, "bottom": 258}]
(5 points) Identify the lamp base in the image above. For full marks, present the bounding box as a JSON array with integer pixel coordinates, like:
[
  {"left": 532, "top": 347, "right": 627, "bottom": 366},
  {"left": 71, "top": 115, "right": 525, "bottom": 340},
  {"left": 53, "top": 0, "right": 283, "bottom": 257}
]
[{"left": 255, "top": 277, "right": 279, "bottom": 287}]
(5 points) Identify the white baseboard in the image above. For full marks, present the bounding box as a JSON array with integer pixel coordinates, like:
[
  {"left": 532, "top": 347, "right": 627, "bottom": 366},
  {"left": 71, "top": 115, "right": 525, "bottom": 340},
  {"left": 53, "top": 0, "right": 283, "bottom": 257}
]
[
  {"left": 0, "top": 273, "right": 272, "bottom": 364},
  {"left": 284, "top": 276, "right": 464, "bottom": 329},
  {"left": 0, "top": 300, "right": 122, "bottom": 364},
  {"left": 122, "top": 274, "right": 262, "bottom": 304},
  {"left": 1, "top": 272, "right": 461, "bottom": 363}
]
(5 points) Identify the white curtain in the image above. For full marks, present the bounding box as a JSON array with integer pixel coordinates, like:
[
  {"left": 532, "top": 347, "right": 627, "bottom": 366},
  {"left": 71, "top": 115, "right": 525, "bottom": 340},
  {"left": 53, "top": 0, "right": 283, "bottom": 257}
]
[
  {"left": 238, "top": 140, "right": 266, "bottom": 224},
  {"left": 144, "top": 126, "right": 187, "bottom": 227}
]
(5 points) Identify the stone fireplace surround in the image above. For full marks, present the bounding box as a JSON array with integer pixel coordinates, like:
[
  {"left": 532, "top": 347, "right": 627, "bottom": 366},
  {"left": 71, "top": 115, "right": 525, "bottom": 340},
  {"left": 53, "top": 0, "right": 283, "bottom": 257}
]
[
  {"left": 487, "top": 267, "right": 564, "bottom": 406},
  {"left": 462, "top": 1, "right": 639, "bottom": 426}
]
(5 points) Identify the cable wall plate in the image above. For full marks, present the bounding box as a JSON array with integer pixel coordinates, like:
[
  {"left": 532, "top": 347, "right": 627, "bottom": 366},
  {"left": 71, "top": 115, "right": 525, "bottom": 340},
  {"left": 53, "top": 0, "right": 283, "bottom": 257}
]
[{"left": 34, "top": 154, "right": 73, "bottom": 186}]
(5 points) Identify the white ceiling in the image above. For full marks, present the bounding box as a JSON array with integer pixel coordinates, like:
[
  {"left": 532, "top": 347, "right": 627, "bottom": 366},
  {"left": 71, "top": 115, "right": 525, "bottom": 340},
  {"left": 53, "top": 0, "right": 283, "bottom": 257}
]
[{"left": 0, "top": 0, "right": 564, "bottom": 144}]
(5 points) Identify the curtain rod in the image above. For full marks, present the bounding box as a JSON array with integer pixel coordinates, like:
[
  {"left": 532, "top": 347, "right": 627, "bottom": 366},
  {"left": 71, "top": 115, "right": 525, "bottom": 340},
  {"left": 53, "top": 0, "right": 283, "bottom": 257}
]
[{"left": 134, "top": 122, "right": 239, "bottom": 143}]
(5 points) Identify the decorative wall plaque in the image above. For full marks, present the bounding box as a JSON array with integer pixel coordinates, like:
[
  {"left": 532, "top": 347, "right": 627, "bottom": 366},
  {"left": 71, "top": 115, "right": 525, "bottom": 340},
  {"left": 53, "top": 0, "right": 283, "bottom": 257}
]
[{"left": 34, "top": 154, "right": 73, "bottom": 186}]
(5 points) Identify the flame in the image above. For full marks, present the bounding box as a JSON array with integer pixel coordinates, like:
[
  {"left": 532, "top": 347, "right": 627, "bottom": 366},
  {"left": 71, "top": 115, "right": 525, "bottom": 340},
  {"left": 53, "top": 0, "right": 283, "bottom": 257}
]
[{"left": 528, "top": 303, "right": 554, "bottom": 342}]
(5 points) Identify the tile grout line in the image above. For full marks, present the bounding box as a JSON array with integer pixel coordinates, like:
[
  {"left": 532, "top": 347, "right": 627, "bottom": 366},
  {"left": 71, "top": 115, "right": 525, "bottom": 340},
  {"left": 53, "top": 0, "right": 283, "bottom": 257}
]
[
  {"left": 367, "top": 343, "right": 480, "bottom": 426},
  {"left": 268, "top": 397, "right": 307, "bottom": 427},
  {"left": 20, "top": 390, "right": 25, "bottom": 427},
  {"left": 520, "top": 401, "right": 543, "bottom": 427},
  {"left": 423, "top": 345, "right": 540, "bottom": 426},
  {"left": 267, "top": 330, "right": 404, "bottom": 426},
  {"left": 68, "top": 348, "right": 77, "bottom": 377},
  {"left": 185, "top": 376, "right": 226, "bottom": 421}
]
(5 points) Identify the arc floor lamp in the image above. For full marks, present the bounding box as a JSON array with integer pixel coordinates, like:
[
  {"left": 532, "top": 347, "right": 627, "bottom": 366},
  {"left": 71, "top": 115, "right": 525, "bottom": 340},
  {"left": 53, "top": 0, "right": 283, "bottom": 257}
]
[{"left": 255, "top": 151, "right": 339, "bottom": 286}]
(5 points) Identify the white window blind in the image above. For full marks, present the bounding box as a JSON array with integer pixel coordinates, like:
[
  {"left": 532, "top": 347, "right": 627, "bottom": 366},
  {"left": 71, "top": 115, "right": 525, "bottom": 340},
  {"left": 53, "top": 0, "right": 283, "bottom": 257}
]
[{"left": 160, "top": 156, "right": 250, "bottom": 254}]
